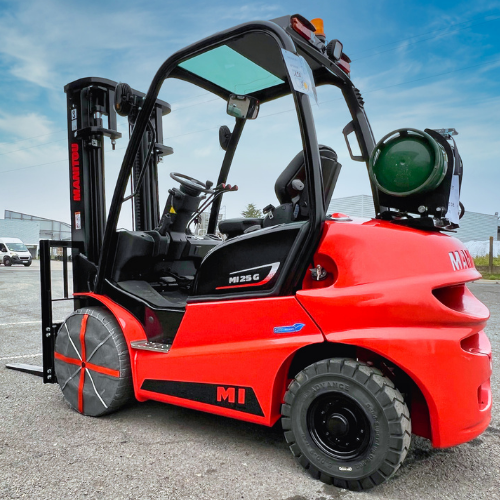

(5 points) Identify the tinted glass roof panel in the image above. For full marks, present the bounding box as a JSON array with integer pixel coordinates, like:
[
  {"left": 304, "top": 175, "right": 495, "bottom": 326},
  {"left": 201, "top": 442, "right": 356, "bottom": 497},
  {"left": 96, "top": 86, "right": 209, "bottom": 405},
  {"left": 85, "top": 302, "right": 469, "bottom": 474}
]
[{"left": 179, "top": 45, "right": 284, "bottom": 94}]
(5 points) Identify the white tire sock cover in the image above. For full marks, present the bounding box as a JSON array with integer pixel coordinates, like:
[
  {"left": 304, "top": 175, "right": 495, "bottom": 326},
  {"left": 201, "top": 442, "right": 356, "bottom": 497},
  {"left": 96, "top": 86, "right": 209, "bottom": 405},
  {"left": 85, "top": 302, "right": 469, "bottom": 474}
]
[{"left": 54, "top": 307, "right": 132, "bottom": 416}]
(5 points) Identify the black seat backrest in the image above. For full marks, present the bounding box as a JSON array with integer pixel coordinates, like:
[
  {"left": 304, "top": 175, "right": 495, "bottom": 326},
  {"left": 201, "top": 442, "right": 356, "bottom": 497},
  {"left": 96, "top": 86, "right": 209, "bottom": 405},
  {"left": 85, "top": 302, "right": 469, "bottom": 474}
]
[
  {"left": 220, "top": 146, "right": 342, "bottom": 236},
  {"left": 319, "top": 147, "right": 342, "bottom": 208},
  {"left": 271, "top": 145, "right": 341, "bottom": 221}
]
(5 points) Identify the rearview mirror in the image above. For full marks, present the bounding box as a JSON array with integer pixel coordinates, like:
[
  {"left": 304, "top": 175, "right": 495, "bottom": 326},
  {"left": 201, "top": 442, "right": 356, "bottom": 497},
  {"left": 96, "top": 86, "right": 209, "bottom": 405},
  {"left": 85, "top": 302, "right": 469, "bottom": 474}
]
[
  {"left": 219, "top": 125, "right": 232, "bottom": 150},
  {"left": 227, "top": 94, "right": 259, "bottom": 120}
]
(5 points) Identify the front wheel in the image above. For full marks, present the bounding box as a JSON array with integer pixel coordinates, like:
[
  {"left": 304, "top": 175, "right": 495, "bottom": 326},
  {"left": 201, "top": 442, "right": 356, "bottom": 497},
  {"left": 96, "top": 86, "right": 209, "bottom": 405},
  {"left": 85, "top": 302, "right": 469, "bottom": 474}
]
[
  {"left": 24, "top": 261, "right": 32, "bottom": 267},
  {"left": 4, "top": 257, "right": 11, "bottom": 266},
  {"left": 282, "top": 358, "right": 411, "bottom": 490},
  {"left": 54, "top": 307, "right": 133, "bottom": 416}
]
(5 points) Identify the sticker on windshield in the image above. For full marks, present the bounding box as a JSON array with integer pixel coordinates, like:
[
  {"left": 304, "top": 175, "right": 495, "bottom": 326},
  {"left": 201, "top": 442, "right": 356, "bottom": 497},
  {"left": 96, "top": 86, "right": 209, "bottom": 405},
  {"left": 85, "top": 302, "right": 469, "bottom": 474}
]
[{"left": 281, "top": 49, "right": 318, "bottom": 103}]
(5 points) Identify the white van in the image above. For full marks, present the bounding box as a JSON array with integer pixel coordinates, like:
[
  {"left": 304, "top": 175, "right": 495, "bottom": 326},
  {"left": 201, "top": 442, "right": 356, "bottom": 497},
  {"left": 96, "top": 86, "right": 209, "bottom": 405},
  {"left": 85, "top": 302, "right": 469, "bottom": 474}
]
[{"left": 0, "top": 237, "right": 33, "bottom": 267}]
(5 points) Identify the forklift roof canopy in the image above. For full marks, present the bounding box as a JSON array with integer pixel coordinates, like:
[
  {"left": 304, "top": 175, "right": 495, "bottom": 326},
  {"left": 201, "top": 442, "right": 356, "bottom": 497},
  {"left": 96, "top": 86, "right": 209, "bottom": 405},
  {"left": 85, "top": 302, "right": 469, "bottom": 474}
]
[
  {"left": 179, "top": 44, "right": 284, "bottom": 95},
  {"left": 172, "top": 32, "right": 294, "bottom": 102}
]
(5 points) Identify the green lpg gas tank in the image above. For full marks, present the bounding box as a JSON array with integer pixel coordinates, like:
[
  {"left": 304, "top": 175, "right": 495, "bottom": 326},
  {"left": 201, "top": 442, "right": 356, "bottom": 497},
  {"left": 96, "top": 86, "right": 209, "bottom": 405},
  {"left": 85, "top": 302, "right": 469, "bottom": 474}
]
[{"left": 369, "top": 128, "right": 447, "bottom": 197}]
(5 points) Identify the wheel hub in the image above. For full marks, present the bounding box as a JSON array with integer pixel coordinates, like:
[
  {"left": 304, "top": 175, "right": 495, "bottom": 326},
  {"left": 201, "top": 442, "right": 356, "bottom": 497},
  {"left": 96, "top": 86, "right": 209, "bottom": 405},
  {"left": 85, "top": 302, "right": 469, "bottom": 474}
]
[
  {"left": 307, "top": 393, "right": 371, "bottom": 460},
  {"left": 327, "top": 413, "right": 349, "bottom": 437}
]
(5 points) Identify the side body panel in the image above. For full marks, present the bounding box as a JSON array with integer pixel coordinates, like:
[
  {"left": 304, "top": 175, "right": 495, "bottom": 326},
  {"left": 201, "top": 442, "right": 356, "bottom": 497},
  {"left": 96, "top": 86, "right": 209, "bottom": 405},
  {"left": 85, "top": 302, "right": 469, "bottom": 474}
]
[
  {"left": 80, "top": 293, "right": 324, "bottom": 425},
  {"left": 298, "top": 219, "right": 492, "bottom": 448},
  {"left": 135, "top": 296, "right": 324, "bottom": 425}
]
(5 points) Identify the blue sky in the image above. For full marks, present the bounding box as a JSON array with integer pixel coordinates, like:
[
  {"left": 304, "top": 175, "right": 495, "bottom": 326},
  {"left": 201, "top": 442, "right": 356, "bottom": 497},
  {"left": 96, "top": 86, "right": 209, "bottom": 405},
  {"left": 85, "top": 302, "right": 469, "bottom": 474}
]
[{"left": 0, "top": 0, "right": 499, "bottom": 224}]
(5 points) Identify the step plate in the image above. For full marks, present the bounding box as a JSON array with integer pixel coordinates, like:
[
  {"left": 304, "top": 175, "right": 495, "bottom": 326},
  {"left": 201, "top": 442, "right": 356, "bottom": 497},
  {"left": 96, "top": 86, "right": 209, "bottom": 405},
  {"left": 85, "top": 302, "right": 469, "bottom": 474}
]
[{"left": 130, "top": 340, "right": 172, "bottom": 353}]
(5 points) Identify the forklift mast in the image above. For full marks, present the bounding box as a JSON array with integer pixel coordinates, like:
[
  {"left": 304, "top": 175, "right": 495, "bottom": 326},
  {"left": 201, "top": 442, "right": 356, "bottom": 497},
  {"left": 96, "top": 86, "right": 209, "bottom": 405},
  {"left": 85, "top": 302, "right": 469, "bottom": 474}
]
[{"left": 64, "top": 77, "right": 172, "bottom": 294}]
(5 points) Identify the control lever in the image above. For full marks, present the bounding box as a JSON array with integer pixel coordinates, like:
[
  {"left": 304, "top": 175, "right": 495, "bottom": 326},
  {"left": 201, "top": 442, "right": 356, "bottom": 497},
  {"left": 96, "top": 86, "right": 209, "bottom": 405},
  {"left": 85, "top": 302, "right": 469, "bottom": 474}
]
[{"left": 187, "top": 181, "right": 239, "bottom": 232}]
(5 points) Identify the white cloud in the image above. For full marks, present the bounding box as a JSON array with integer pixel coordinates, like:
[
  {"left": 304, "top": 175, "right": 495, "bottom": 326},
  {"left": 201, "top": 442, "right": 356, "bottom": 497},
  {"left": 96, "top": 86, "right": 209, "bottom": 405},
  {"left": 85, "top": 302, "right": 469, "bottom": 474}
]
[
  {"left": 218, "top": 3, "right": 281, "bottom": 21},
  {"left": 0, "top": 1, "right": 178, "bottom": 91},
  {"left": 0, "top": 1, "right": 283, "bottom": 93},
  {"left": 0, "top": 112, "right": 55, "bottom": 142},
  {"left": 0, "top": 136, "right": 69, "bottom": 221}
]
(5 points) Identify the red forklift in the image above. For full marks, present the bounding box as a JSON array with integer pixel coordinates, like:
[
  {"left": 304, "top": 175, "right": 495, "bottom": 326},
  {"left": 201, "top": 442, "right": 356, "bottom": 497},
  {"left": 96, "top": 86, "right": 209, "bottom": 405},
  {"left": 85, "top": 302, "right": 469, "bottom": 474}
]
[{"left": 35, "top": 14, "right": 491, "bottom": 490}]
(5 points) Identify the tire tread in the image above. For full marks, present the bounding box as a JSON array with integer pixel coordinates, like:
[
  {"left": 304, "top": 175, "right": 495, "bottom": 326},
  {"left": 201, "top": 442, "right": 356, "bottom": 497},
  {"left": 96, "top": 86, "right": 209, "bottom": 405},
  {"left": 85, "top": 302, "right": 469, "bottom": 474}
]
[{"left": 281, "top": 357, "right": 411, "bottom": 491}]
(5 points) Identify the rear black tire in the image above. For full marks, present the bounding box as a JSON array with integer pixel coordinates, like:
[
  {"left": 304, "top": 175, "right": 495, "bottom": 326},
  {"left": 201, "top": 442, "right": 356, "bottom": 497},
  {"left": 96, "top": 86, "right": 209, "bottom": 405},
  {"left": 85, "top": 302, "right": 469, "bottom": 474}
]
[
  {"left": 4, "top": 257, "right": 11, "bottom": 266},
  {"left": 281, "top": 358, "right": 411, "bottom": 490},
  {"left": 54, "top": 307, "right": 133, "bottom": 416}
]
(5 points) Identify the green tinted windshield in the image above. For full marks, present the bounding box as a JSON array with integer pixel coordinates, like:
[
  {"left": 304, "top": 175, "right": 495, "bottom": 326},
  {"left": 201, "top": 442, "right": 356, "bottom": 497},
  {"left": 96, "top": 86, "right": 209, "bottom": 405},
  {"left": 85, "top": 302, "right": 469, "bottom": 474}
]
[{"left": 179, "top": 45, "right": 284, "bottom": 94}]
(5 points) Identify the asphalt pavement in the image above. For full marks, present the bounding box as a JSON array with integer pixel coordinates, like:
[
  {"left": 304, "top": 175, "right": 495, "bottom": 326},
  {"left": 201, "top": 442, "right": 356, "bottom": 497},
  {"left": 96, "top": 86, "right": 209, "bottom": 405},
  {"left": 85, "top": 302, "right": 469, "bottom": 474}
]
[{"left": 0, "top": 261, "right": 499, "bottom": 500}]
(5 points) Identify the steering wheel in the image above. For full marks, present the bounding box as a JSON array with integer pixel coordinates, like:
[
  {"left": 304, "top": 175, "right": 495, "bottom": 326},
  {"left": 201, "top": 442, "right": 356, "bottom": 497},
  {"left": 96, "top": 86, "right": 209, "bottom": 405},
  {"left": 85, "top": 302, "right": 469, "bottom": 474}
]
[{"left": 170, "top": 172, "right": 214, "bottom": 196}]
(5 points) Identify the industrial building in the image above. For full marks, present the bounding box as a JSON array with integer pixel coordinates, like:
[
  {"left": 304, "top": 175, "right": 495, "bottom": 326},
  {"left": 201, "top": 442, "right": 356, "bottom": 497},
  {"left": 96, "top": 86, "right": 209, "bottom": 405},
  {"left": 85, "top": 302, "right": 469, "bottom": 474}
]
[
  {"left": 0, "top": 210, "right": 71, "bottom": 258},
  {"left": 328, "top": 195, "right": 498, "bottom": 243}
]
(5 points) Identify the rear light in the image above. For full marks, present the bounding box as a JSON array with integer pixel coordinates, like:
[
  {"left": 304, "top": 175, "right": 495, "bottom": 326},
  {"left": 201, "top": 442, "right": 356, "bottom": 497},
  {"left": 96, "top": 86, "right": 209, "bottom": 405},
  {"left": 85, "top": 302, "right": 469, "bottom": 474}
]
[
  {"left": 291, "top": 15, "right": 315, "bottom": 40},
  {"left": 337, "top": 54, "right": 351, "bottom": 75},
  {"left": 290, "top": 15, "right": 324, "bottom": 51},
  {"left": 291, "top": 16, "right": 314, "bottom": 41}
]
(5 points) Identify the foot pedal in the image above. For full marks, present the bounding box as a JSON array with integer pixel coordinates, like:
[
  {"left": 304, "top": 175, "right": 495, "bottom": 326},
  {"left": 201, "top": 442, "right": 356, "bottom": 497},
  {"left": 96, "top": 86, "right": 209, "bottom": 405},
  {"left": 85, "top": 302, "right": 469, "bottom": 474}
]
[
  {"left": 158, "top": 276, "right": 178, "bottom": 291},
  {"left": 159, "top": 276, "right": 177, "bottom": 285},
  {"left": 160, "top": 273, "right": 193, "bottom": 291},
  {"left": 130, "top": 340, "right": 171, "bottom": 352}
]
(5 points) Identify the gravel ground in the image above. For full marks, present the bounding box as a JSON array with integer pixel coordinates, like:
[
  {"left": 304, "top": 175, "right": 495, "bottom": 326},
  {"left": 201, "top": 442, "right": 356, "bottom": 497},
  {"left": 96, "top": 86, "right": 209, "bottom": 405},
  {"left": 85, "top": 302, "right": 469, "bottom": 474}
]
[{"left": 0, "top": 261, "right": 499, "bottom": 500}]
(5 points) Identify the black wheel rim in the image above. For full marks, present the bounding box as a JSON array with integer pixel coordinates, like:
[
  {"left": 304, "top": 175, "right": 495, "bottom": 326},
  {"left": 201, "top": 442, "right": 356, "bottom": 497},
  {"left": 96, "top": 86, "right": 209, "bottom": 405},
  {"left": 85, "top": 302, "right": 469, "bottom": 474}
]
[{"left": 307, "top": 392, "right": 371, "bottom": 460}]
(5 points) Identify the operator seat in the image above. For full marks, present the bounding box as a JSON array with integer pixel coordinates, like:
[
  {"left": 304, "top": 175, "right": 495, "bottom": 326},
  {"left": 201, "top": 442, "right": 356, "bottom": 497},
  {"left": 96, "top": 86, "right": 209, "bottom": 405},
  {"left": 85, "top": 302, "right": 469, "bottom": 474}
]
[
  {"left": 264, "top": 144, "right": 341, "bottom": 226},
  {"left": 218, "top": 145, "right": 341, "bottom": 238}
]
